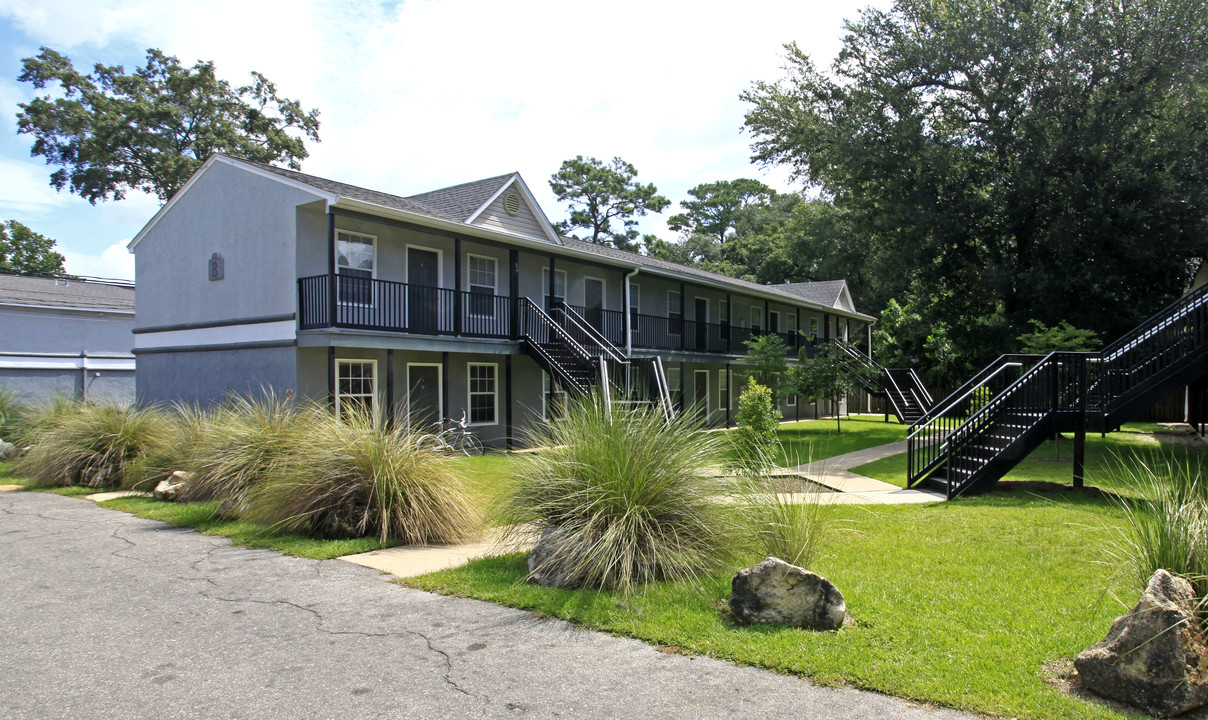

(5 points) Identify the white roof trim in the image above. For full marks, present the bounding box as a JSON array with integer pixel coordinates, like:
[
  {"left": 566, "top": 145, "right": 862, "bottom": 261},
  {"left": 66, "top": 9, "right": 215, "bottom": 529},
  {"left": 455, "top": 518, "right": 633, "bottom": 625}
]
[
  {"left": 837, "top": 284, "right": 854, "bottom": 311},
  {"left": 127, "top": 155, "right": 336, "bottom": 252},
  {"left": 0, "top": 301, "right": 135, "bottom": 315},
  {"left": 465, "top": 174, "right": 562, "bottom": 245}
]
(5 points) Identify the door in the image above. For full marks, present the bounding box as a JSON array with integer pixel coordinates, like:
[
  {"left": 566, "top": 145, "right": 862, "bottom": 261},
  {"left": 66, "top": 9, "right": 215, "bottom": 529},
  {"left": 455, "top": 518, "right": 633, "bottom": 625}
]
[
  {"left": 694, "top": 297, "right": 708, "bottom": 351},
  {"left": 407, "top": 364, "right": 442, "bottom": 430},
  {"left": 408, "top": 247, "right": 440, "bottom": 333},
  {"left": 693, "top": 369, "right": 709, "bottom": 419},
  {"left": 584, "top": 277, "right": 604, "bottom": 331}
]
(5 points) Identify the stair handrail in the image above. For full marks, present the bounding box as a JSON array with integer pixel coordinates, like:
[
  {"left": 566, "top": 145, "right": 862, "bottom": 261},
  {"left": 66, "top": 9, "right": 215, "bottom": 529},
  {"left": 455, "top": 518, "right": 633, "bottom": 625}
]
[
  {"left": 906, "top": 360, "right": 1026, "bottom": 441},
  {"left": 910, "top": 354, "right": 1043, "bottom": 429},
  {"left": 554, "top": 305, "right": 628, "bottom": 366},
  {"left": 650, "top": 356, "right": 675, "bottom": 423},
  {"left": 908, "top": 368, "right": 934, "bottom": 407},
  {"left": 522, "top": 337, "right": 589, "bottom": 394},
  {"left": 1101, "top": 280, "right": 1208, "bottom": 360},
  {"left": 881, "top": 368, "right": 914, "bottom": 419},
  {"left": 598, "top": 357, "right": 613, "bottom": 420},
  {"left": 518, "top": 297, "right": 595, "bottom": 367}
]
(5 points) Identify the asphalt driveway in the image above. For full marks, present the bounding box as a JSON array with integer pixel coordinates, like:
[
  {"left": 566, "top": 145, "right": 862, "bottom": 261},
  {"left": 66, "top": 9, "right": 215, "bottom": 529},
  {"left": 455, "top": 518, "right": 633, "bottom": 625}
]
[{"left": 0, "top": 490, "right": 975, "bottom": 719}]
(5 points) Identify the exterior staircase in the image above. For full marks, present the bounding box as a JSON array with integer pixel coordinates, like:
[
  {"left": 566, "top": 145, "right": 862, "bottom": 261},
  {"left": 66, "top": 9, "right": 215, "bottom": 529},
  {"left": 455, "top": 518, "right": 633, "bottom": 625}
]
[
  {"left": 831, "top": 339, "right": 933, "bottom": 423},
  {"left": 908, "top": 281, "right": 1208, "bottom": 499}
]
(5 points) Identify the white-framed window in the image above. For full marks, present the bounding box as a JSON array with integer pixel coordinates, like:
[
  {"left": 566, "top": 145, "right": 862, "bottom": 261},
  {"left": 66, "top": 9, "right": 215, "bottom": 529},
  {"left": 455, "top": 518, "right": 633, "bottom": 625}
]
[
  {"left": 667, "top": 367, "right": 682, "bottom": 406},
  {"left": 629, "top": 283, "right": 641, "bottom": 313},
  {"left": 719, "top": 299, "right": 729, "bottom": 324},
  {"left": 668, "top": 290, "right": 683, "bottom": 335},
  {"left": 467, "top": 254, "right": 498, "bottom": 317},
  {"left": 542, "top": 268, "right": 567, "bottom": 310},
  {"left": 467, "top": 363, "right": 498, "bottom": 425},
  {"left": 719, "top": 369, "right": 729, "bottom": 413},
  {"left": 751, "top": 306, "right": 763, "bottom": 333},
  {"left": 787, "top": 312, "right": 798, "bottom": 335},
  {"left": 769, "top": 310, "right": 781, "bottom": 334},
  {"left": 336, "top": 230, "right": 375, "bottom": 305},
  {"left": 809, "top": 317, "right": 820, "bottom": 338},
  {"left": 541, "top": 371, "right": 568, "bottom": 421},
  {"left": 336, "top": 359, "right": 377, "bottom": 420}
]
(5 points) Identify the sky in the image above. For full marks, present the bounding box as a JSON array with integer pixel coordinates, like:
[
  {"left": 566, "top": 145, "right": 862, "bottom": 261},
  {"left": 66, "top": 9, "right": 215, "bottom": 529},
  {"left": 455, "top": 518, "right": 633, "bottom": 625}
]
[{"left": 0, "top": 0, "right": 891, "bottom": 281}]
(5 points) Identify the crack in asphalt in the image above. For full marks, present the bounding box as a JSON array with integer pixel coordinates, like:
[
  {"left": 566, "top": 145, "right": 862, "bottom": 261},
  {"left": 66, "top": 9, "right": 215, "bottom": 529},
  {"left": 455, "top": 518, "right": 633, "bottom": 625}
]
[{"left": 198, "top": 590, "right": 487, "bottom": 709}]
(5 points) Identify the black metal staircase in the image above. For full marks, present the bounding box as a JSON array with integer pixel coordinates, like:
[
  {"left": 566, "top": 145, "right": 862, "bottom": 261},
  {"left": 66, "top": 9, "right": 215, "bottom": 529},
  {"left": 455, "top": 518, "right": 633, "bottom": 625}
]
[
  {"left": 908, "top": 281, "right": 1208, "bottom": 499},
  {"left": 831, "top": 340, "right": 934, "bottom": 423}
]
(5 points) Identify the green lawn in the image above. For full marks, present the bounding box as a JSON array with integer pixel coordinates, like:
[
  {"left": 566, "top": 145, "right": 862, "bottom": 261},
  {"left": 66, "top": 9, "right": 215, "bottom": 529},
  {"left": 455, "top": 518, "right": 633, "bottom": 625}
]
[
  {"left": 773, "top": 415, "right": 908, "bottom": 466},
  {"left": 852, "top": 423, "right": 1199, "bottom": 491},
  {"left": 407, "top": 490, "right": 1135, "bottom": 720}
]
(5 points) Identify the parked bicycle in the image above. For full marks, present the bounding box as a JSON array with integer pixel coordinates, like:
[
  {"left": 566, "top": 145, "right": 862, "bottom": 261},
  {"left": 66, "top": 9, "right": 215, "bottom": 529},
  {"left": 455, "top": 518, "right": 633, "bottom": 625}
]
[{"left": 414, "top": 409, "right": 484, "bottom": 456}]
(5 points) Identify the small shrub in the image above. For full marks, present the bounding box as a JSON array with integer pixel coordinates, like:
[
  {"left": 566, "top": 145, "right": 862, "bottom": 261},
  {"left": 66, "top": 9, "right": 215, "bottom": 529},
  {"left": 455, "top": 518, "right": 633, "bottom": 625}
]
[
  {"left": 503, "top": 391, "right": 744, "bottom": 591},
  {"left": 13, "top": 400, "right": 173, "bottom": 489},
  {"left": 247, "top": 407, "right": 481, "bottom": 544},
  {"left": 1110, "top": 453, "right": 1208, "bottom": 598},
  {"left": 735, "top": 381, "right": 781, "bottom": 463}
]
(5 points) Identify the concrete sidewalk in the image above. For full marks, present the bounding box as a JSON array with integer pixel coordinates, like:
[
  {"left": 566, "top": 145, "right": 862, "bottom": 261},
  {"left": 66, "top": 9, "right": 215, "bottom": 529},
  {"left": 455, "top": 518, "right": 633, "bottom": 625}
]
[
  {"left": 0, "top": 489, "right": 977, "bottom": 720},
  {"left": 785, "top": 440, "right": 943, "bottom": 505}
]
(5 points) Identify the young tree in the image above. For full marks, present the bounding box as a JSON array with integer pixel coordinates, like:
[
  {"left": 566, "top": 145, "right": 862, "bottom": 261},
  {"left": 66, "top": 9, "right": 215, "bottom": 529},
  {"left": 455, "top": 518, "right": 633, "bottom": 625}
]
[
  {"left": 0, "top": 220, "right": 66, "bottom": 276},
  {"left": 742, "top": 333, "right": 789, "bottom": 404},
  {"left": 744, "top": 0, "right": 1208, "bottom": 365},
  {"left": 792, "top": 343, "right": 876, "bottom": 433},
  {"left": 17, "top": 47, "right": 321, "bottom": 204},
  {"left": 549, "top": 156, "right": 670, "bottom": 249}
]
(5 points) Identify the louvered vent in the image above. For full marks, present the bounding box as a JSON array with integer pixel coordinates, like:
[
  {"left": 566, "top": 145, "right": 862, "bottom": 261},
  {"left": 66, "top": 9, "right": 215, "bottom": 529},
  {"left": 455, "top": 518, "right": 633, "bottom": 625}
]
[{"left": 503, "top": 192, "right": 522, "bottom": 216}]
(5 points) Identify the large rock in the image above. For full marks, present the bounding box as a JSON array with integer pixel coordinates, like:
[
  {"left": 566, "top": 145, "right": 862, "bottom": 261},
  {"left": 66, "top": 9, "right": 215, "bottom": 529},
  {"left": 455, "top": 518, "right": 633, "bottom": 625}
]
[
  {"left": 1075, "top": 569, "right": 1208, "bottom": 717},
  {"left": 729, "top": 556, "right": 846, "bottom": 630},
  {"left": 527, "top": 525, "right": 586, "bottom": 589},
  {"left": 0, "top": 440, "right": 14, "bottom": 459}
]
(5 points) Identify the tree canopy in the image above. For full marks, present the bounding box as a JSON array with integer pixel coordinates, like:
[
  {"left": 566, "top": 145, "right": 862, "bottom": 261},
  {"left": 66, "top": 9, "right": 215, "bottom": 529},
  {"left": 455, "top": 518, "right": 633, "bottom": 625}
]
[
  {"left": 549, "top": 156, "right": 670, "bottom": 249},
  {"left": 667, "top": 179, "right": 775, "bottom": 243},
  {"left": 16, "top": 47, "right": 321, "bottom": 204},
  {"left": 0, "top": 220, "right": 66, "bottom": 276},
  {"left": 743, "top": 0, "right": 1208, "bottom": 381}
]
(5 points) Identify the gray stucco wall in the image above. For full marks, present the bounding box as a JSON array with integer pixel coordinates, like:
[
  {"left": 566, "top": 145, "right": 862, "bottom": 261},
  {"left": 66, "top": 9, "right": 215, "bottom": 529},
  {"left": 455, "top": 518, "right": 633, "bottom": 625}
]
[
  {"left": 135, "top": 346, "right": 298, "bottom": 406},
  {"left": 134, "top": 160, "right": 324, "bottom": 330},
  {"left": 0, "top": 306, "right": 134, "bottom": 355}
]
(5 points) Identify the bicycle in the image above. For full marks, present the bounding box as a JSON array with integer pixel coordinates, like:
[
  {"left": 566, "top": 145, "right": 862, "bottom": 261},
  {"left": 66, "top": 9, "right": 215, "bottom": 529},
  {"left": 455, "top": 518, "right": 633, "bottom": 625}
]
[{"left": 414, "top": 409, "right": 484, "bottom": 456}]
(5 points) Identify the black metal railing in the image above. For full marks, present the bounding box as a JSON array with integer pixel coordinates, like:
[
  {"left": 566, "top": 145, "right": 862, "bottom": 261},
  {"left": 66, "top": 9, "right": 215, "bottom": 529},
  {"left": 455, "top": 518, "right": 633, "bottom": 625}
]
[{"left": 298, "top": 275, "right": 510, "bottom": 338}]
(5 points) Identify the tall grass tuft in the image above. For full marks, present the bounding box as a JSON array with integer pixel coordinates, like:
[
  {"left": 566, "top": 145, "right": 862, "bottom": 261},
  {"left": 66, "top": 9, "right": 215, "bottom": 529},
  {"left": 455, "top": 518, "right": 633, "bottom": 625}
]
[
  {"left": 13, "top": 400, "right": 173, "bottom": 488},
  {"left": 1110, "top": 453, "right": 1208, "bottom": 598},
  {"left": 125, "top": 402, "right": 217, "bottom": 491},
  {"left": 502, "top": 391, "right": 745, "bottom": 591},
  {"left": 247, "top": 407, "right": 482, "bottom": 543},
  {"left": 0, "top": 387, "right": 24, "bottom": 441},
  {"left": 731, "top": 439, "right": 829, "bottom": 570},
  {"left": 178, "top": 392, "right": 318, "bottom": 509}
]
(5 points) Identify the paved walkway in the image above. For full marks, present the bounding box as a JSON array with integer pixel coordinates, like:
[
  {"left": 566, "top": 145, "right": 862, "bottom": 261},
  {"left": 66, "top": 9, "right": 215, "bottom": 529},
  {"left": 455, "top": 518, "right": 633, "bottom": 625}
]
[
  {"left": 785, "top": 441, "right": 943, "bottom": 505},
  {"left": 0, "top": 490, "right": 976, "bottom": 720}
]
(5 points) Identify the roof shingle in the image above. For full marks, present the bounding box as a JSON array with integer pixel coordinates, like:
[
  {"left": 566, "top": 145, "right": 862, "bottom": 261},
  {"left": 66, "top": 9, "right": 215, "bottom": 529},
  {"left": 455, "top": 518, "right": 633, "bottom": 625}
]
[{"left": 0, "top": 273, "right": 134, "bottom": 311}]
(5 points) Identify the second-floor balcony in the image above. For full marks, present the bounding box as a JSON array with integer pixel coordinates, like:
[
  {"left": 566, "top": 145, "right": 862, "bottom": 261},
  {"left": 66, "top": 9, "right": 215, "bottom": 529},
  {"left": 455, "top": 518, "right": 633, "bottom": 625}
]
[{"left": 298, "top": 275, "right": 828, "bottom": 357}]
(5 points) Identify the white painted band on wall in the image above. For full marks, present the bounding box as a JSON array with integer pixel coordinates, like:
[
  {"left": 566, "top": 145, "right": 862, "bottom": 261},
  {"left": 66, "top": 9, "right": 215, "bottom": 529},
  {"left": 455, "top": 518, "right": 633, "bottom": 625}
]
[
  {"left": 0, "top": 355, "right": 136, "bottom": 371},
  {"left": 134, "top": 319, "right": 296, "bottom": 350}
]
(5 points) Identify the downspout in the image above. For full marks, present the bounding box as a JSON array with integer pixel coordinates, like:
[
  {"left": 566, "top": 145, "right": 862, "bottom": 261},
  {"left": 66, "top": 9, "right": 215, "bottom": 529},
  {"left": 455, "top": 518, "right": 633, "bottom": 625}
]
[{"left": 624, "top": 267, "right": 640, "bottom": 356}]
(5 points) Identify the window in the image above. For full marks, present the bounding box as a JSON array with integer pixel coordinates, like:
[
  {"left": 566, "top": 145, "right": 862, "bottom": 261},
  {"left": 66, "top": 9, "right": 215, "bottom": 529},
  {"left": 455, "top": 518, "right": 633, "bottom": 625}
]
[
  {"left": 467, "top": 254, "right": 497, "bottom": 317},
  {"left": 336, "top": 359, "right": 376, "bottom": 420},
  {"left": 751, "top": 306, "right": 763, "bottom": 333},
  {"left": 719, "top": 299, "right": 729, "bottom": 340},
  {"left": 542, "top": 268, "right": 567, "bottom": 311},
  {"left": 776, "top": 373, "right": 797, "bottom": 406},
  {"left": 809, "top": 318, "right": 820, "bottom": 338},
  {"left": 468, "top": 363, "right": 498, "bottom": 425},
  {"left": 336, "top": 230, "right": 375, "bottom": 305},
  {"left": 668, "top": 290, "right": 683, "bottom": 335},
  {"left": 542, "top": 372, "right": 568, "bottom": 421},
  {"left": 787, "top": 312, "right": 798, "bottom": 335},
  {"left": 769, "top": 310, "right": 781, "bottom": 334},
  {"left": 667, "top": 367, "right": 682, "bottom": 407},
  {"left": 719, "top": 369, "right": 729, "bottom": 414},
  {"left": 629, "top": 283, "right": 641, "bottom": 313}
]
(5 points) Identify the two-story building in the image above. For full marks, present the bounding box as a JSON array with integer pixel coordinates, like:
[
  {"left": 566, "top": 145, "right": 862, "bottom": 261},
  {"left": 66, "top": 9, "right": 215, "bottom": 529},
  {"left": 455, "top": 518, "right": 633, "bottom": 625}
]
[{"left": 129, "top": 154, "right": 874, "bottom": 446}]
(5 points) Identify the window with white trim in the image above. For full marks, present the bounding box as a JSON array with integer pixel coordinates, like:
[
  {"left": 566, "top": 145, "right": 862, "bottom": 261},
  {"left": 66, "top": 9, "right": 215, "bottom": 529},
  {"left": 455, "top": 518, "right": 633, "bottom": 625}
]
[
  {"left": 668, "top": 290, "right": 683, "bottom": 336},
  {"left": 542, "top": 371, "right": 568, "bottom": 421},
  {"left": 468, "top": 254, "right": 497, "bottom": 317},
  {"left": 336, "top": 359, "right": 376, "bottom": 419},
  {"left": 769, "top": 310, "right": 781, "bottom": 334},
  {"left": 542, "top": 268, "right": 567, "bottom": 311},
  {"left": 468, "top": 363, "right": 498, "bottom": 425},
  {"left": 809, "top": 317, "right": 820, "bottom": 338},
  {"left": 751, "top": 306, "right": 763, "bottom": 333},
  {"left": 719, "top": 369, "right": 729, "bottom": 414},
  {"left": 336, "top": 231, "right": 375, "bottom": 305},
  {"left": 667, "top": 367, "right": 682, "bottom": 407},
  {"left": 787, "top": 312, "right": 798, "bottom": 335},
  {"left": 629, "top": 283, "right": 640, "bottom": 313}
]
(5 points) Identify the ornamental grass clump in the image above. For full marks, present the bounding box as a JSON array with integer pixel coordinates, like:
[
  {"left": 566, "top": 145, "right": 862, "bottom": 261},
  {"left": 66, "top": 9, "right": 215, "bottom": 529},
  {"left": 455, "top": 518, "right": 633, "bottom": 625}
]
[
  {"left": 503, "top": 391, "right": 744, "bottom": 591},
  {"left": 0, "top": 387, "right": 24, "bottom": 441},
  {"left": 179, "top": 392, "right": 320, "bottom": 509},
  {"left": 124, "top": 402, "right": 216, "bottom": 491},
  {"left": 247, "top": 407, "right": 482, "bottom": 544},
  {"left": 1110, "top": 453, "right": 1208, "bottom": 599},
  {"left": 13, "top": 399, "right": 173, "bottom": 489}
]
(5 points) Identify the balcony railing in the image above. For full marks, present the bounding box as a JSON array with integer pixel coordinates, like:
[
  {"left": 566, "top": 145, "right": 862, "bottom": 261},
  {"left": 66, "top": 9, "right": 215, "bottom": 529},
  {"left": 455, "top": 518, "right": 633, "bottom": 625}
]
[{"left": 298, "top": 275, "right": 843, "bottom": 357}]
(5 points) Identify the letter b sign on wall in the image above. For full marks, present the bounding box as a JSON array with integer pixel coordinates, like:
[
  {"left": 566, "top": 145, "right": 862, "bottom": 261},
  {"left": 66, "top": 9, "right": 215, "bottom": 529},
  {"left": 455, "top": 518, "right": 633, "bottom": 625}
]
[{"left": 208, "top": 253, "right": 224, "bottom": 281}]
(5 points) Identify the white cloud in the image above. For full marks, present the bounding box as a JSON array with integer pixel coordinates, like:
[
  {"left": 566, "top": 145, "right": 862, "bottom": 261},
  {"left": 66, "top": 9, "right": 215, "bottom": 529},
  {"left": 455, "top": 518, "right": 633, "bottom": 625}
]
[
  {"left": 0, "top": 157, "right": 77, "bottom": 216},
  {"left": 60, "top": 240, "right": 134, "bottom": 281}
]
